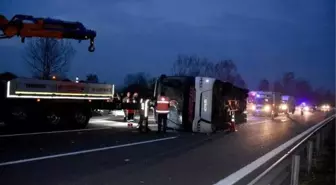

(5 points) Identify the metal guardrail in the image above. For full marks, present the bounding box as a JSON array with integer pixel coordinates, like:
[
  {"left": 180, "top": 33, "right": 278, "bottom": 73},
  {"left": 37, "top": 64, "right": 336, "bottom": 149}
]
[{"left": 215, "top": 111, "right": 335, "bottom": 185}]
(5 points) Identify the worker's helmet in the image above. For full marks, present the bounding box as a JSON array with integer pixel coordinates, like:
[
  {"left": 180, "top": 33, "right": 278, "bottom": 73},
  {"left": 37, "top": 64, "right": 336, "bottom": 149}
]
[{"left": 170, "top": 100, "right": 178, "bottom": 107}]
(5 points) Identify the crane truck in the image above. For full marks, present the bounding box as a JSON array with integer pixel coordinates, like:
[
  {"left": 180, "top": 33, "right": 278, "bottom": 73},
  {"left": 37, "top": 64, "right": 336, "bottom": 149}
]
[
  {"left": 0, "top": 14, "right": 249, "bottom": 133},
  {"left": 0, "top": 74, "right": 138, "bottom": 128}
]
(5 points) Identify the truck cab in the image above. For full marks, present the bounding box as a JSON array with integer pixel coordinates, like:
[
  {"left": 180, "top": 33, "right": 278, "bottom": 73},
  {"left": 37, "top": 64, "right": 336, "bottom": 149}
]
[
  {"left": 280, "top": 95, "right": 296, "bottom": 114},
  {"left": 251, "top": 91, "right": 281, "bottom": 117}
]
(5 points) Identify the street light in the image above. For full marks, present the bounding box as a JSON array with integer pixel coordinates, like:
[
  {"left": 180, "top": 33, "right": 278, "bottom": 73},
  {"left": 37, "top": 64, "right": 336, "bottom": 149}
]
[{"left": 75, "top": 77, "right": 79, "bottom": 83}]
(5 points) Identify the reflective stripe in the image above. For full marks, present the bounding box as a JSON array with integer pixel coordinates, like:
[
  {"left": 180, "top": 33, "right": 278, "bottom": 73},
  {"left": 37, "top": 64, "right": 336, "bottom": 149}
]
[
  {"left": 157, "top": 100, "right": 169, "bottom": 104},
  {"left": 144, "top": 99, "right": 150, "bottom": 117},
  {"left": 126, "top": 99, "right": 136, "bottom": 103},
  {"left": 156, "top": 110, "right": 169, "bottom": 113}
]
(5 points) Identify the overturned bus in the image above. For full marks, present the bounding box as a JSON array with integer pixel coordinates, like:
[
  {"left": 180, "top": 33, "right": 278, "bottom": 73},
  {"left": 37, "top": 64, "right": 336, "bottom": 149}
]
[{"left": 154, "top": 75, "right": 248, "bottom": 133}]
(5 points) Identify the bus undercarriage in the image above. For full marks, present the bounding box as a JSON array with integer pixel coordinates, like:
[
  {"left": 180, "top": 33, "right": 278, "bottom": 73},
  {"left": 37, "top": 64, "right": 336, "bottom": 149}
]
[{"left": 154, "top": 75, "right": 248, "bottom": 133}]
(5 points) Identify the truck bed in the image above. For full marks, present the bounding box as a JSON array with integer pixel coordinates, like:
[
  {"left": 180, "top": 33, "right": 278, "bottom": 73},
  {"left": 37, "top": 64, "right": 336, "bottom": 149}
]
[{"left": 6, "top": 78, "right": 114, "bottom": 100}]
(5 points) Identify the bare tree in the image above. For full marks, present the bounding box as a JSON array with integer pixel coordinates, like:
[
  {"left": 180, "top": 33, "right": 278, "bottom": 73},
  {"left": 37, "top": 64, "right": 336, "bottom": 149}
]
[
  {"left": 23, "top": 38, "right": 76, "bottom": 79},
  {"left": 234, "top": 74, "right": 247, "bottom": 88},
  {"left": 86, "top": 74, "right": 99, "bottom": 83},
  {"left": 273, "top": 81, "right": 284, "bottom": 92},
  {"left": 258, "top": 79, "right": 270, "bottom": 91},
  {"left": 172, "top": 54, "right": 246, "bottom": 88},
  {"left": 282, "top": 72, "right": 296, "bottom": 95},
  {"left": 124, "top": 72, "right": 150, "bottom": 86},
  {"left": 171, "top": 54, "right": 212, "bottom": 76}
]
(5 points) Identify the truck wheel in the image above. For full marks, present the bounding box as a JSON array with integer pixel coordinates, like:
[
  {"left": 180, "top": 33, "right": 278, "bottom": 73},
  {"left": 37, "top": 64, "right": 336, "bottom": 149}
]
[
  {"left": 73, "top": 111, "right": 90, "bottom": 128},
  {"left": 4, "top": 106, "right": 28, "bottom": 127},
  {"left": 45, "top": 112, "right": 62, "bottom": 127}
]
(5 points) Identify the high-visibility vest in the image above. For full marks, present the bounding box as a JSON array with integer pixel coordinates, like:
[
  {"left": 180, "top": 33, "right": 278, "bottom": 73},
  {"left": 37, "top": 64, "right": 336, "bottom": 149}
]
[
  {"left": 126, "top": 98, "right": 136, "bottom": 113},
  {"left": 140, "top": 98, "right": 145, "bottom": 110},
  {"left": 156, "top": 96, "right": 170, "bottom": 114},
  {"left": 140, "top": 99, "right": 150, "bottom": 117}
]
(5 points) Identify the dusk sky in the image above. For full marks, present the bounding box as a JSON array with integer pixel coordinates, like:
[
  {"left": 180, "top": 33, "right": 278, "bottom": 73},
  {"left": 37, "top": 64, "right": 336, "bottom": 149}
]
[{"left": 0, "top": 0, "right": 335, "bottom": 90}]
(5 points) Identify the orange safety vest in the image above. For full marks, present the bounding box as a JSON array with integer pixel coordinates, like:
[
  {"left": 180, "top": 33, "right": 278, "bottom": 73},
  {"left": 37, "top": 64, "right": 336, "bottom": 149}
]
[
  {"left": 126, "top": 98, "right": 136, "bottom": 114},
  {"left": 156, "top": 96, "right": 170, "bottom": 114}
]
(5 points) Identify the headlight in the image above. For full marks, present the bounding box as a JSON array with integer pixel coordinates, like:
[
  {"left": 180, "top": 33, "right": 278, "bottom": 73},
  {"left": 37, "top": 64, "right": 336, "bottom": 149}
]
[
  {"left": 264, "top": 105, "right": 271, "bottom": 112},
  {"left": 281, "top": 104, "right": 288, "bottom": 110},
  {"left": 322, "top": 105, "right": 330, "bottom": 111},
  {"left": 252, "top": 105, "right": 256, "bottom": 110},
  {"left": 304, "top": 106, "right": 309, "bottom": 111}
]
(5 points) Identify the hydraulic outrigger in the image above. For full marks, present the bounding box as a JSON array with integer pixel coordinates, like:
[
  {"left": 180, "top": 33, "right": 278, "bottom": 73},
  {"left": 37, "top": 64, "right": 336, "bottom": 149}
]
[{"left": 0, "top": 14, "right": 96, "bottom": 52}]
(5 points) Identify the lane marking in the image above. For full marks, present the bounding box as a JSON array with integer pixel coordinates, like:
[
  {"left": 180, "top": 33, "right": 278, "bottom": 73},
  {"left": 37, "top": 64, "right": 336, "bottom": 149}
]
[
  {"left": 0, "top": 127, "right": 112, "bottom": 138},
  {"left": 0, "top": 136, "right": 178, "bottom": 167},
  {"left": 214, "top": 115, "right": 335, "bottom": 185},
  {"left": 246, "top": 120, "right": 267, "bottom": 125},
  {"left": 0, "top": 117, "right": 123, "bottom": 138}
]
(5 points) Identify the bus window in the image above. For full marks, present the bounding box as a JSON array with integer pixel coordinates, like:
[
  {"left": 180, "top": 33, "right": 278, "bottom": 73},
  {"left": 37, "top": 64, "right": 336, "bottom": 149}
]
[
  {"left": 211, "top": 80, "right": 228, "bottom": 128},
  {"left": 156, "top": 76, "right": 195, "bottom": 131},
  {"left": 159, "top": 77, "right": 185, "bottom": 113}
]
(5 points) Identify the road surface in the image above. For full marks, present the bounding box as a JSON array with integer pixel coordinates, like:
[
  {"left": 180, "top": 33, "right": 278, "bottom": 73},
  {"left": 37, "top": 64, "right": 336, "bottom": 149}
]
[{"left": 0, "top": 111, "right": 331, "bottom": 185}]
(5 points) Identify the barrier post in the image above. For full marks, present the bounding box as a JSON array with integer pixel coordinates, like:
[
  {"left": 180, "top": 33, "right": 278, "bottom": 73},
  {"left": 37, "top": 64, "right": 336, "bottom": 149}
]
[
  {"left": 315, "top": 133, "right": 321, "bottom": 156},
  {"left": 290, "top": 155, "right": 300, "bottom": 185},
  {"left": 307, "top": 141, "right": 313, "bottom": 174}
]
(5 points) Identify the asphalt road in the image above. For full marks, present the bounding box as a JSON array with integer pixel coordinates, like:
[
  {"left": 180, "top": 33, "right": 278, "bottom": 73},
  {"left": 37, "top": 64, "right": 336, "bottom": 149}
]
[{"left": 0, "top": 111, "right": 330, "bottom": 185}]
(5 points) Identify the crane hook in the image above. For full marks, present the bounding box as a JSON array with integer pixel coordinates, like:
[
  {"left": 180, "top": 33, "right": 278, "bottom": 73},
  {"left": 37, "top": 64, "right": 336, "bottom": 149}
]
[{"left": 88, "top": 38, "right": 95, "bottom": 52}]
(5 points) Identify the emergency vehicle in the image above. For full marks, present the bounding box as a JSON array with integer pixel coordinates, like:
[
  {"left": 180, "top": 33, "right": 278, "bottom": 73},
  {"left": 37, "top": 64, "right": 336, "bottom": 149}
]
[
  {"left": 251, "top": 91, "right": 282, "bottom": 118},
  {"left": 153, "top": 75, "right": 248, "bottom": 133},
  {"left": 280, "top": 95, "right": 296, "bottom": 114}
]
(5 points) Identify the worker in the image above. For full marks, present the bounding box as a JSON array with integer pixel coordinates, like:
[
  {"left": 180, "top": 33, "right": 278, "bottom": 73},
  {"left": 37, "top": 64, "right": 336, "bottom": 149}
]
[
  {"left": 122, "top": 92, "right": 131, "bottom": 121},
  {"left": 155, "top": 92, "right": 170, "bottom": 133},
  {"left": 127, "top": 97, "right": 135, "bottom": 121},
  {"left": 139, "top": 98, "right": 150, "bottom": 133},
  {"left": 130, "top": 92, "right": 139, "bottom": 121},
  {"left": 228, "top": 100, "right": 238, "bottom": 132}
]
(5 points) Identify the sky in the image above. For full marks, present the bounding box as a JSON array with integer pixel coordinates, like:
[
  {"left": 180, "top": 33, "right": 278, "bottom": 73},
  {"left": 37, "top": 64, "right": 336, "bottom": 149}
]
[{"left": 0, "top": 0, "right": 335, "bottom": 90}]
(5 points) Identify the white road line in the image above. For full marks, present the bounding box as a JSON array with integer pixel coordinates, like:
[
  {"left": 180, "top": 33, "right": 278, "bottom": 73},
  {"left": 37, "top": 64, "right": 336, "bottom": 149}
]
[
  {"left": 0, "top": 136, "right": 178, "bottom": 167},
  {"left": 245, "top": 120, "right": 267, "bottom": 126},
  {"left": 0, "top": 127, "right": 112, "bottom": 138},
  {"left": 0, "top": 117, "right": 125, "bottom": 138},
  {"left": 214, "top": 115, "right": 334, "bottom": 185}
]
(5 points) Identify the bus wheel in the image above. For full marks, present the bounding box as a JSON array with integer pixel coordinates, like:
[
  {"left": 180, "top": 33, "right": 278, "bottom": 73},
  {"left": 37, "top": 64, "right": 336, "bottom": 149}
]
[
  {"left": 45, "top": 111, "right": 62, "bottom": 127},
  {"left": 211, "top": 124, "right": 217, "bottom": 133}
]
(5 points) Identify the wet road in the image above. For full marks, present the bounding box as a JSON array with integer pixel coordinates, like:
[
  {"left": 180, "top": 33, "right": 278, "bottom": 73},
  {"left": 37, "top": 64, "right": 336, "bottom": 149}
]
[{"left": 0, "top": 111, "right": 331, "bottom": 185}]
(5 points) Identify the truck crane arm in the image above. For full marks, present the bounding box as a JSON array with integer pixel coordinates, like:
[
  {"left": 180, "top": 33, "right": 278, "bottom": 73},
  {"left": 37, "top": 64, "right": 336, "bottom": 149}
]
[{"left": 0, "top": 14, "right": 96, "bottom": 52}]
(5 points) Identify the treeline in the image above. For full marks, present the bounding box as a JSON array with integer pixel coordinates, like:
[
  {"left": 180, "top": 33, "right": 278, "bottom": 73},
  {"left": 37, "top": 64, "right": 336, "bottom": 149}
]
[
  {"left": 258, "top": 72, "right": 335, "bottom": 105},
  {"left": 122, "top": 54, "right": 335, "bottom": 105},
  {"left": 120, "top": 54, "right": 247, "bottom": 97},
  {"left": 1, "top": 36, "right": 334, "bottom": 105}
]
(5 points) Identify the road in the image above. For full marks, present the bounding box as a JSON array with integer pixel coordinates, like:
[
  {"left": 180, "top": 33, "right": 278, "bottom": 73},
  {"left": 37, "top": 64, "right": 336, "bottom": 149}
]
[{"left": 0, "top": 111, "right": 330, "bottom": 185}]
